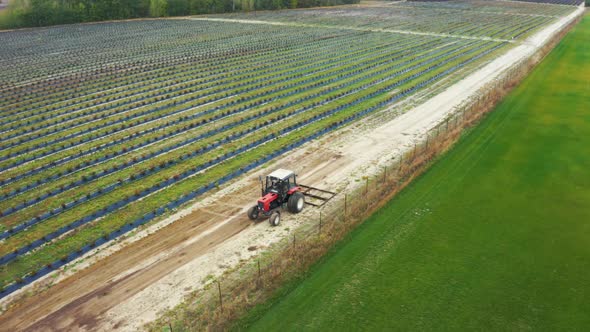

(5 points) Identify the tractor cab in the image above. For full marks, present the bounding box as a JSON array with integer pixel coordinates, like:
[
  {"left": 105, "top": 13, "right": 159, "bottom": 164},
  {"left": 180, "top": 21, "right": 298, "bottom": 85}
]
[
  {"left": 263, "top": 169, "right": 298, "bottom": 201},
  {"left": 248, "top": 169, "right": 305, "bottom": 226}
]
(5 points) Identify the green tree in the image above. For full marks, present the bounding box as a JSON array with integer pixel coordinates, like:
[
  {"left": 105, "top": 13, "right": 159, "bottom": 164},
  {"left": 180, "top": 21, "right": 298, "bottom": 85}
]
[
  {"left": 149, "top": 0, "right": 168, "bottom": 17},
  {"left": 0, "top": 0, "right": 360, "bottom": 29},
  {"left": 167, "top": 0, "right": 189, "bottom": 16}
]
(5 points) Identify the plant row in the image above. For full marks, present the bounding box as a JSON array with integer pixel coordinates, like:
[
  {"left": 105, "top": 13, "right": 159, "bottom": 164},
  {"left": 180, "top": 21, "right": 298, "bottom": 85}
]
[
  {"left": 0, "top": 40, "right": 501, "bottom": 264},
  {"left": 0, "top": 36, "right": 435, "bottom": 175},
  {"left": 1, "top": 21, "right": 324, "bottom": 88},
  {"left": 0, "top": 40, "right": 505, "bottom": 297},
  {"left": 0, "top": 34, "right": 379, "bottom": 153},
  {"left": 1, "top": 29, "right": 364, "bottom": 129},
  {"left": 0, "top": 34, "right": 417, "bottom": 162},
  {"left": 0, "top": 37, "right": 460, "bottom": 234},
  {"left": 0, "top": 38, "right": 437, "bottom": 203}
]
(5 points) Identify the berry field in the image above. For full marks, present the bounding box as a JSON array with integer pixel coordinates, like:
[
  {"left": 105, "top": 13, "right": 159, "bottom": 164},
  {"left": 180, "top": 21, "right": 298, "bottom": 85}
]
[{"left": 0, "top": 0, "right": 578, "bottom": 297}]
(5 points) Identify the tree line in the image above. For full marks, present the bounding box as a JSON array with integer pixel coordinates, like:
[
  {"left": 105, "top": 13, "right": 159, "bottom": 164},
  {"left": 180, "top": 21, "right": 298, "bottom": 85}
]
[{"left": 0, "top": 0, "right": 360, "bottom": 29}]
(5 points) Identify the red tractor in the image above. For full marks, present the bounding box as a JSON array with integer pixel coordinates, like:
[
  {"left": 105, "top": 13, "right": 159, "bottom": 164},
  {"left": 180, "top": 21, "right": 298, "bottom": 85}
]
[{"left": 247, "top": 169, "right": 305, "bottom": 226}]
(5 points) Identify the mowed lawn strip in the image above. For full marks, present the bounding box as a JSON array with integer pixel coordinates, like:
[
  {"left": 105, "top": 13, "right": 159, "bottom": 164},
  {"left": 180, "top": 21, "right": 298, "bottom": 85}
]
[{"left": 243, "top": 13, "right": 590, "bottom": 331}]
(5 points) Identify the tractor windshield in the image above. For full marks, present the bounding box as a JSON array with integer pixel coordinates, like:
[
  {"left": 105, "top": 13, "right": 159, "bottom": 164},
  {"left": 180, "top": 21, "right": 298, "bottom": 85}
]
[{"left": 266, "top": 177, "right": 281, "bottom": 192}]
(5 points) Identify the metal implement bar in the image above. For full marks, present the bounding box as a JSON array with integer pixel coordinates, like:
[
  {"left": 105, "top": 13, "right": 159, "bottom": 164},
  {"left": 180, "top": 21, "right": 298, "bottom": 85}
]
[{"left": 299, "top": 184, "right": 337, "bottom": 207}]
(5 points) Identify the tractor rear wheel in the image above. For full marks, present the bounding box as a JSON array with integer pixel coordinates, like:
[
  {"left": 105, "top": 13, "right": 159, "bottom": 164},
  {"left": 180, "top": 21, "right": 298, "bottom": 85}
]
[
  {"left": 287, "top": 192, "right": 305, "bottom": 214},
  {"left": 247, "top": 206, "right": 259, "bottom": 220},
  {"left": 269, "top": 211, "right": 281, "bottom": 226}
]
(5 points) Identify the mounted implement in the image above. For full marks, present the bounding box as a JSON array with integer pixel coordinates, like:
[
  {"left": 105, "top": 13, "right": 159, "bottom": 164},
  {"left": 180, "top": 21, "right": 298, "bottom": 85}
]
[{"left": 247, "top": 169, "right": 336, "bottom": 226}]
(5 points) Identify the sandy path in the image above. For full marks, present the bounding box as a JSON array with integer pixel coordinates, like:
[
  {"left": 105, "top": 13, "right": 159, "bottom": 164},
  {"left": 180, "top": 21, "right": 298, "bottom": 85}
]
[{"left": 0, "top": 3, "right": 583, "bottom": 331}]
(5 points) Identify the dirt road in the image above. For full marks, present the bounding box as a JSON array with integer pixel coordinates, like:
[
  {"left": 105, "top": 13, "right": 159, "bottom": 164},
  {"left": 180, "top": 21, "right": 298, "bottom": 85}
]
[{"left": 0, "top": 4, "right": 583, "bottom": 331}]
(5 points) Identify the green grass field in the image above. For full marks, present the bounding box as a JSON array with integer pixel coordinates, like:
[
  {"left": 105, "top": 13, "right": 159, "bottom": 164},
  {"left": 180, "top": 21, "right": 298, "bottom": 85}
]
[{"left": 243, "top": 13, "right": 590, "bottom": 331}]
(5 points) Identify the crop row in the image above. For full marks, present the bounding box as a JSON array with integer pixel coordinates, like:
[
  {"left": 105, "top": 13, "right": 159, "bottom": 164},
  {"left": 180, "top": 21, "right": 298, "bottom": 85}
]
[
  {"left": 0, "top": 31, "right": 365, "bottom": 140},
  {"left": 3, "top": 36, "right": 444, "bottom": 175},
  {"left": 444, "top": 14, "right": 551, "bottom": 39},
  {"left": 0, "top": 40, "right": 470, "bottom": 228},
  {"left": 0, "top": 33, "right": 383, "bottom": 153},
  {"left": 0, "top": 33, "right": 408, "bottom": 146},
  {"left": 510, "top": 0, "right": 582, "bottom": 5},
  {"left": 0, "top": 39, "right": 505, "bottom": 297},
  {"left": 1, "top": 36, "right": 419, "bottom": 159},
  {"left": 0, "top": 38, "right": 443, "bottom": 204},
  {"left": 408, "top": 0, "right": 574, "bottom": 15},
  {"left": 1, "top": 21, "right": 332, "bottom": 87},
  {"left": 0, "top": 40, "right": 434, "bottom": 178},
  {"left": 0, "top": 38, "right": 326, "bottom": 129},
  {"left": 1, "top": 29, "right": 364, "bottom": 129},
  {"left": 0, "top": 23, "right": 350, "bottom": 110},
  {"left": 215, "top": 2, "right": 572, "bottom": 40},
  {"left": 0, "top": 39, "right": 497, "bottom": 263},
  {"left": 0, "top": 37, "right": 470, "bottom": 236}
]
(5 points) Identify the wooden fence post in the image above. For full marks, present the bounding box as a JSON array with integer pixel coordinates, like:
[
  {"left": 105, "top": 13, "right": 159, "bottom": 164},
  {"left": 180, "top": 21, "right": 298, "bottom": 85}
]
[
  {"left": 344, "top": 194, "right": 347, "bottom": 221},
  {"left": 257, "top": 259, "right": 261, "bottom": 285},
  {"left": 217, "top": 281, "right": 223, "bottom": 313}
]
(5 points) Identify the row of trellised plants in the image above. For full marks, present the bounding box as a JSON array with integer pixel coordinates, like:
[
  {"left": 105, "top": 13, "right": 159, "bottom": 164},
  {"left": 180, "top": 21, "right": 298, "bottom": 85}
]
[
  {"left": 1, "top": 0, "right": 572, "bottom": 112},
  {"left": 219, "top": 2, "right": 570, "bottom": 39},
  {"left": 0, "top": 37, "right": 448, "bottom": 202},
  {"left": 0, "top": 39, "right": 505, "bottom": 298},
  {"left": 0, "top": 39, "right": 500, "bottom": 253},
  {"left": 0, "top": 33, "right": 434, "bottom": 170},
  {"left": 0, "top": 35, "right": 434, "bottom": 162},
  {"left": 1, "top": 20, "right": 331, "bottom": 89},
  {"left": 0, "top": 30, "right": 370, "bottom": 130},
  {"left": 0, "top": 36, "right": 479, "bottom": 222},
  {"left": 0, "top": 40, "right": 498, "bottom": 239}
]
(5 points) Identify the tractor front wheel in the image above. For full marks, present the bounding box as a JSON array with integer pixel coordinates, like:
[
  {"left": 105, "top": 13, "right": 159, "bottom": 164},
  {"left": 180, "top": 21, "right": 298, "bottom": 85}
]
[
  {"left": 287, "top": 192, "right": 305, "bottom": 214},
  {"left": 269, "top": 211, "right": 281, "bottom": 226},
  {"left": 247, "top": 206, "right": 259, "bottom": 220}
]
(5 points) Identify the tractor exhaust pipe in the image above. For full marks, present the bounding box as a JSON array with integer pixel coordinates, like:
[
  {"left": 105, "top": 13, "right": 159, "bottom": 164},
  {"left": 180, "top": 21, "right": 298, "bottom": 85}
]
[{"left": 259, "top": 175, "right": 264, "bottom": 196}]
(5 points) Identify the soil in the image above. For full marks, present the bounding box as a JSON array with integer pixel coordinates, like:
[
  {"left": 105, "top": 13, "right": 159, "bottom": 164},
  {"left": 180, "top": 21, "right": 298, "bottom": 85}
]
[{"left": 0, "top": 3, "right": 583, "bottom": 331}]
